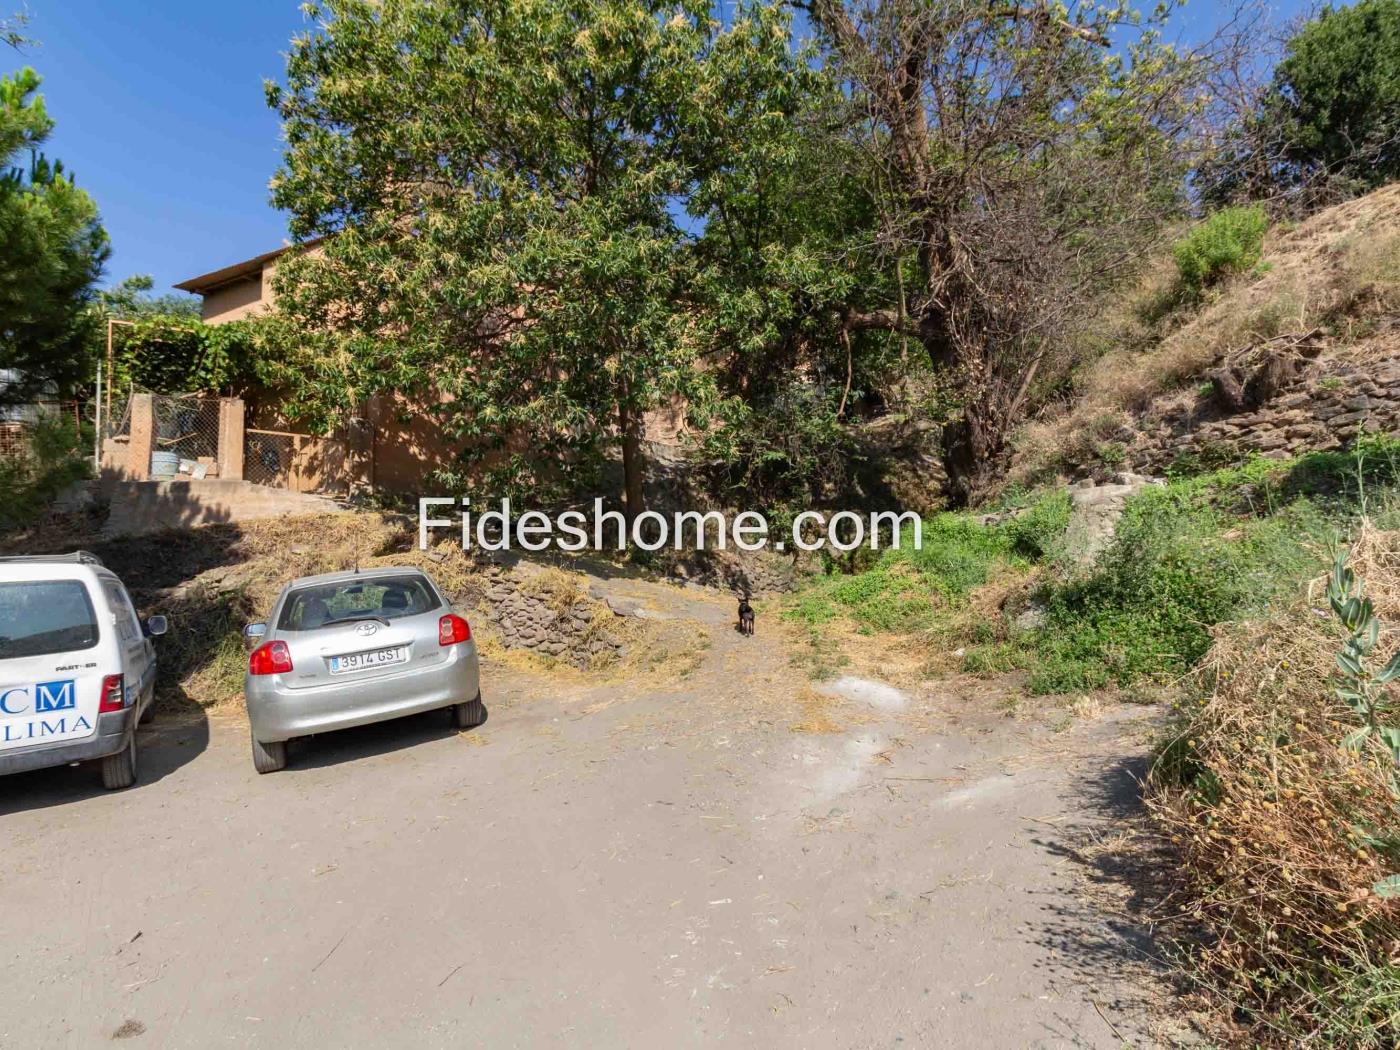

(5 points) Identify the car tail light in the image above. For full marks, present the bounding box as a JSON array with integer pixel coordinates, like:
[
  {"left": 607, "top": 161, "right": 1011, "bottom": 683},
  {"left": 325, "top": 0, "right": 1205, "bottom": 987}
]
[
  {"left": 249, "top": 640, "right": 293, "bottom": 676},
  {"left": 98, "top": 674, "right": 125, "bottom": 713},
  {"left": 439, "top": 614, "right": 471, "bottom": 646}
]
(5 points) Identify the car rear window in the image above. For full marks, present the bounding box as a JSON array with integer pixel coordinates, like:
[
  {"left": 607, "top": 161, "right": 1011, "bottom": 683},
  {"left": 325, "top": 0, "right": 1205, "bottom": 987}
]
[
  {"left": 0, "top": 580, "right": 99, "bottom": 659},
  {"left": 277, "top": 574, "right": 442, "bottom": 631}
]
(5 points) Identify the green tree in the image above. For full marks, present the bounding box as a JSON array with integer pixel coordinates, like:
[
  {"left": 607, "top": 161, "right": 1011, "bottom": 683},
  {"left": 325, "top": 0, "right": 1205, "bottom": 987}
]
[
  {"left": 0, "top": 67, "right": 109, "bottom": 407},
  {"left": 1268, "top": 0, "right": 1400, "bottom": 193},
  {"left": 1202, "top": 0, "right": 1400, "bottom": 208},
  {"left": 674, "top": 2, "right": 877, "bottom": 515},
  {"left": 268, "top": 0, "right": 721, "bottom": 516},
  {"left": 99, "top": 275, "right": 200, "bottom": 320}
]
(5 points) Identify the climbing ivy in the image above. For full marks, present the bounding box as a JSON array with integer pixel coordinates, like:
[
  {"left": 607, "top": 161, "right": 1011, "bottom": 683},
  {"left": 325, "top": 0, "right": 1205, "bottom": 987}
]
[{"left": 111, "top": 314, "right": 270, "bottom": 395}]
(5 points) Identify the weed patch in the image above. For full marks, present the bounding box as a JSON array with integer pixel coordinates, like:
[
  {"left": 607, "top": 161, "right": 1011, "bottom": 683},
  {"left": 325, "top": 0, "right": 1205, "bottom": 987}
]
[{"left": 1147, "top": 526, "right": 1400, "bottom": 1046}]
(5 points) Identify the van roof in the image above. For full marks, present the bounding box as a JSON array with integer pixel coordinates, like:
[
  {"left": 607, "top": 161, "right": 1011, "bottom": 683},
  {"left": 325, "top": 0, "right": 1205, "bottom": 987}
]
[{"left": 0, "top": 551, "right": 105, "bottom": 567}]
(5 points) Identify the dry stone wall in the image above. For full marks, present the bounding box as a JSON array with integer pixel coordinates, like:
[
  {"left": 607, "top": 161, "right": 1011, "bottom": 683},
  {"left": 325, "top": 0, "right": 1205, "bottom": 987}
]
[
  {"left": 477, "top": 562, "right": 624, "bottom": 668},
  {"left": 1127, "top": 347, "right": 1400, "bottom": 474}
]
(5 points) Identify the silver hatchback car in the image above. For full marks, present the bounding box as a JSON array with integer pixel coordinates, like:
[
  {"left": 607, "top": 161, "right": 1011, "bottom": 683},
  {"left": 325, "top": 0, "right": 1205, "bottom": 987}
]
[{"left": 242, "top": 567, "right": 483, "bottom": 774}]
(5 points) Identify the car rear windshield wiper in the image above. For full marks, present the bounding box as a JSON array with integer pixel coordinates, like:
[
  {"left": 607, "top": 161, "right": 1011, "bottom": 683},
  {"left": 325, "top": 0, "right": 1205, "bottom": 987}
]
[{"left": 318, "top": 614, "right": 392, "bottom": 629}]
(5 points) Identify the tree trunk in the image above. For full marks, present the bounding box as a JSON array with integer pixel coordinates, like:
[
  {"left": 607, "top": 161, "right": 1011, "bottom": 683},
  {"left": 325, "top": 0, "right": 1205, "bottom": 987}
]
[
  {"left": 617, "top": 379, "right": 645, "bottom": 523},
  {"left": 939, "top": 404, "right": 999, "bottom": 508}
]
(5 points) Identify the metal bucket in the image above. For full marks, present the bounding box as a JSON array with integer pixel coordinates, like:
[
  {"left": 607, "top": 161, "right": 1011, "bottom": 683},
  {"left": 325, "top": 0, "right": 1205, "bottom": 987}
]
[{"left": 150, "top": 450, "right": 179, "bottom": 478}]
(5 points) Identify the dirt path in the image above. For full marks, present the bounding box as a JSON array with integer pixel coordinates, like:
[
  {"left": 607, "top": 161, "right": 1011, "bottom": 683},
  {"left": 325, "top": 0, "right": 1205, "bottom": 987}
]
[{"left": 1, "top": 587, "right": 1180, "bottom": 1049}]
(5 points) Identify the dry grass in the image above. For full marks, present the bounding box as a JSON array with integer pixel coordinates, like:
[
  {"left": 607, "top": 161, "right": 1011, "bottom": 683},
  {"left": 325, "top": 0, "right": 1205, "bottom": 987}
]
[
  {"left": 118, "top": 512, "right": 714, "bottom": 708},
  {"left": 1012, "top": 184, "right": 1400, "bottom": 485},
  {"left": 790, "top": 685, "right": 845, "bottom": 734},
  {"left": 1148, "top": 524, "right": 1400, "bottom": 1045}
]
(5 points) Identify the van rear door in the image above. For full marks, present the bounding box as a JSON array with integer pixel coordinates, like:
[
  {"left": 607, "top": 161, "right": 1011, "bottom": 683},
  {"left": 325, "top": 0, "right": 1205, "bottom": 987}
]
[{"left": 0, "top": 579, "right": 105, "bottom": 751}]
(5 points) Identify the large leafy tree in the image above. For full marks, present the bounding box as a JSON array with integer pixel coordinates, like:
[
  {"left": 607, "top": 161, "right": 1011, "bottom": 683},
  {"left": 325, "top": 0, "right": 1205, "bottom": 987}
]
[
  {"left": 99, "top": 274, "right": 199, "bottom": 320},
  {"left": 1201, "top": 0, "right": 1400, "bottom": 208},
  {"left": 1267, "top": 0, "right": 1400, "bottom": 193},
  {"left": 268, "top": 0, "right": 720, "bottom": 515},
  {"left": 672, "top": 2, "right": 879, "bottom": 514},
  {"left": 0, "top": 67, "right": 109, "bottom": 407}
]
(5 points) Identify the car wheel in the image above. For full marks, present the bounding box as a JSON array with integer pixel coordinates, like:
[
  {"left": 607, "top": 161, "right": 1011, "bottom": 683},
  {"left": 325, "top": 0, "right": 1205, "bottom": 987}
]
[
  {"left": 100, "top": 733, "right": 138, "bottom": 790},
  {"left": 139, "top": 696, "right": 156, "bottom": 725},
  {"left": 450, "top": 693, "right": 487, "bottom": 730},
  {"left": 251, "top": 733, "right": 288, "bottom": 774}
]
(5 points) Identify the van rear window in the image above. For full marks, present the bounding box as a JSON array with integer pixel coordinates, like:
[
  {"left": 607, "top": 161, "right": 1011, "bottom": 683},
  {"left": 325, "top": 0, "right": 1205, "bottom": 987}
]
[{"left": 0, "top": 580, "right": 99, "bottom": 659}]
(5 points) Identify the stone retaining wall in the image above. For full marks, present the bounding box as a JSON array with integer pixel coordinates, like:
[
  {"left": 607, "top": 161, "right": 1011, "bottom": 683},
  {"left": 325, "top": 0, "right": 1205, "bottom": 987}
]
[
  {"left": 477, "top": 562, "right": 624, "bottom": 668},
  {"left": 1128, "top": 349, "right": 1400, "bottom": 473}
]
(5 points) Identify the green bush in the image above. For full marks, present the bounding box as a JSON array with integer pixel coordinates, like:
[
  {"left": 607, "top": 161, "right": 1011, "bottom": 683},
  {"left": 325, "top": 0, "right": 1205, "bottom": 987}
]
[
  {"left": 1003, "top": 489, "right": 1071, "bottom": 562},
  {"left": 1020, "top": 439, "right": 1400, "bottom": 694},
  {"left": 0, "top": 415, "right": 92, "bottom": 532},
  {"left": 1027, "top": 496, "right": 1325, "bottom": 693},
  {"left": 787, "top": 439, "right": 1400, "bottom": 691},
  {"left": 904, "top": 513, "right": 1013, "bottom": 592},
  {"left": 1173, "top": 205, "right": 1268, "bottom": 295},
  {"left": 691, "top": 382, "right": 857, "bottom": 537}
]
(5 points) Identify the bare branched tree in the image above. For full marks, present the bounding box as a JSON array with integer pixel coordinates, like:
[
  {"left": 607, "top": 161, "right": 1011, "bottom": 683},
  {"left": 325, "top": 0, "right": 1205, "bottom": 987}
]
[{"left": 798, "top": 0, "right": 1215, "bottom": 502}]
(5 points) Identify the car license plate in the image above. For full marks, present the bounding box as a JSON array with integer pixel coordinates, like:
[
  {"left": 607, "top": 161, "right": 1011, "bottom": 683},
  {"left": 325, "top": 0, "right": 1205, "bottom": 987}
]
[{"left": 329, "top": 645, "right": 408, "bottom": 675}]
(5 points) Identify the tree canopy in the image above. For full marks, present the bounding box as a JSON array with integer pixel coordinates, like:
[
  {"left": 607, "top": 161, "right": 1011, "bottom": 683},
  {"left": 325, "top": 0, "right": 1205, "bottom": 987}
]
[
  {"left": 262, "top": 0, "right": 1268, "bottom": 508},
  {"left": 269, "top": 0, "right": 731, "bottom": 513},
  {"left": 0, "top": 67, "right": 108, "bottom": 407},
  {"left": 1199, "top": 0, "right": 1400, "bottom": 209},
  {"left": 1268, "top": 0, "right": 1400, "bottom": 193}
]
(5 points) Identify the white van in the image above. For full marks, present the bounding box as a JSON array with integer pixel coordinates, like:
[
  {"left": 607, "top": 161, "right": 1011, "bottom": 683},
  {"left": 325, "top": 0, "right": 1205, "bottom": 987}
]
[{"left": 0, "top": 552, "right": 166, "bottom": 789}]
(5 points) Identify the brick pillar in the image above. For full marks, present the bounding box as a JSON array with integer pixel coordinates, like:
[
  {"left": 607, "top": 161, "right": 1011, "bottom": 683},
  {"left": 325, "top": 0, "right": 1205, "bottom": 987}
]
[
  {"left": 218, "top": 398, "right": 245, "bottom": 481},
  {"left": 128, "top": 393, "right": 154, "bottom": 481}
]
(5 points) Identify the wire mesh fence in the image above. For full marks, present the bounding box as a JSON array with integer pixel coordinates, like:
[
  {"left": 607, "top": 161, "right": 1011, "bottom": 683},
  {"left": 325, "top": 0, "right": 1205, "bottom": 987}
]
[
  {"left": 0, "top": 400, "right": 86, "bottom": 462},
  {"left": 148, "top": 394, "right": 221, "bottom": 479},
  {"left": 95, "top": 385, "right": 362, "bottom": 492},
  {"left": 102, "top": 391, "right": 132, "bottom": 441},
  {"left": 245, "top": 430, "right": 295, "bottom": 487}
]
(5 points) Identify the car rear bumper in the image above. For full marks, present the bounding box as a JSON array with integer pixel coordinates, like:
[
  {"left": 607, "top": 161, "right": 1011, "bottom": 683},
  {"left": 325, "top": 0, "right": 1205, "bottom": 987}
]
[
  {"left": 0, "top": 710, "right": 134, "bottom": 777},
  {"left": 245, "top": 644, "right": 481, "bottom": 743}
]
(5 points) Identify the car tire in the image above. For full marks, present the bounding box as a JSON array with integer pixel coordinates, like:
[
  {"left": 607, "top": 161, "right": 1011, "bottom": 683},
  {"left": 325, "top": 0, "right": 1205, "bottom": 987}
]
[
  {"left": 450, "top": 693, "right": 487, "bottom": 730},
  {"left": 139, "top": 696, "right": 156, "bottom": 725},
  {"left": 100, "top": 733, "right": 138, "bottom": 790},
  {"left": 251, "top": 733, "right": 288, "bottom": 774}
]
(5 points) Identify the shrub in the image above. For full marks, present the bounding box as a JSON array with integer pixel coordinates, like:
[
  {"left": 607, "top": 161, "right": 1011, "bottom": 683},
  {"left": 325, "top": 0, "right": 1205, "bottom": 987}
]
[
  {"left": 904, "top": 513, "right": 1013, "bottom": 593},
  {"left": 1027, "top": 476, "right": 1326, "bottom": 694},
  {"left": 1173, "top": 205, "right": 1268, "bottom": 295},
  {"left": 1003, "top": 488, "right": 1071, "bottom": 562},
  {"left": 784, "top": 512, "right": 1016, "bottom": 636},
  {"left": 0, "top": 415, "right": 91, "bottom": 532},
  {"left": 691, "top": 382, "right": 859, "bottom": 537},
  {"left": 1148, "top": 527, "right": 1400, "bottom": 1045}
]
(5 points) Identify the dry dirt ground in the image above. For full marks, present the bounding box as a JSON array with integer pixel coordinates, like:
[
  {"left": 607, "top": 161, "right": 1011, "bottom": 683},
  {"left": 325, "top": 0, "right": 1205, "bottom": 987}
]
[{"left": 1, "top": 578, "right": 1187, "bottom": 1049}]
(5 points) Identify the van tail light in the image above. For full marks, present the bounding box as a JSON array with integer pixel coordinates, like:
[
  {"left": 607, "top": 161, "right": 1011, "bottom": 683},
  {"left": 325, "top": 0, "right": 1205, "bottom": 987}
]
[
  {"left": 439, "top": 614, "right": 471, "bottom": 646},
  {"left": 98, "top": 674, "right": 125, "bottom": 713},
  {"left": 249, "top": 640, "right": 294, "bottom": 676}
]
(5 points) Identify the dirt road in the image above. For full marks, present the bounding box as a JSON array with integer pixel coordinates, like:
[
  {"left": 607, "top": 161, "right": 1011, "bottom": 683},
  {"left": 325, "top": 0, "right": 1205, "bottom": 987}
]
[{"left": 1, "top": 605, "right": 1175, "bottom": 1048}]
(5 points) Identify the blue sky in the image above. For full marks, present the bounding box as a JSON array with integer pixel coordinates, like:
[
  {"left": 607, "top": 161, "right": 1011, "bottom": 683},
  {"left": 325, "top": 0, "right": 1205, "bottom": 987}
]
[
  {"left": 23, "top": 1, "right": 308, "bottom": 294},
  {"left": 21, "top": 0, "right": 1312, "bottom": 296}
]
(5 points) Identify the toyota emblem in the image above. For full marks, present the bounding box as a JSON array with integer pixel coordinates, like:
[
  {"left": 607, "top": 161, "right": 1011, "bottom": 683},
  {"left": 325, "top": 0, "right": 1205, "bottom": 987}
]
[{"left": 355, "top": 622, "right": 379, "bottom": 636}]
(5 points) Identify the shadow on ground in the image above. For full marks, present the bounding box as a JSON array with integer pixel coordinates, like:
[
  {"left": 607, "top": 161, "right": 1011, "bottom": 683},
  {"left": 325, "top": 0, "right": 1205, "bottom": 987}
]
[
  {"left": 279, "top": 707, "right": 486, "bottom": 772},
  {"left": 0, "top": 704, "right": 209, "bottom": 817},
  {"left": 1023, "top": 754, "right": 1192, "bottom": 1038}
]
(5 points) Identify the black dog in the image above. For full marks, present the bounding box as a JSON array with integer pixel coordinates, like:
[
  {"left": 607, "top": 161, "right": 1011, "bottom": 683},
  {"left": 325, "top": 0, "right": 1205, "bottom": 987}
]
[{"left": 737, "top": 597, "right": 755, "bottom": 637}]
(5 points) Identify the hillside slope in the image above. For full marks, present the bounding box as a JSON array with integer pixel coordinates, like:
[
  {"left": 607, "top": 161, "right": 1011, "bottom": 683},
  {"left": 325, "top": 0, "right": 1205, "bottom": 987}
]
[{"left": 1012, "top": 184, "right": 1400, "bottom": 485}]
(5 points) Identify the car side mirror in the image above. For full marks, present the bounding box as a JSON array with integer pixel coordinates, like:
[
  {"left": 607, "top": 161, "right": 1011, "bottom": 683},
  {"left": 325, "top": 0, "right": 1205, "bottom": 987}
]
[
  {"left": 144, "top": 615, "right": 168, "bottom": 638},
  {"left": 243, "top": 622, "right": 268, "bottom": 651}
]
